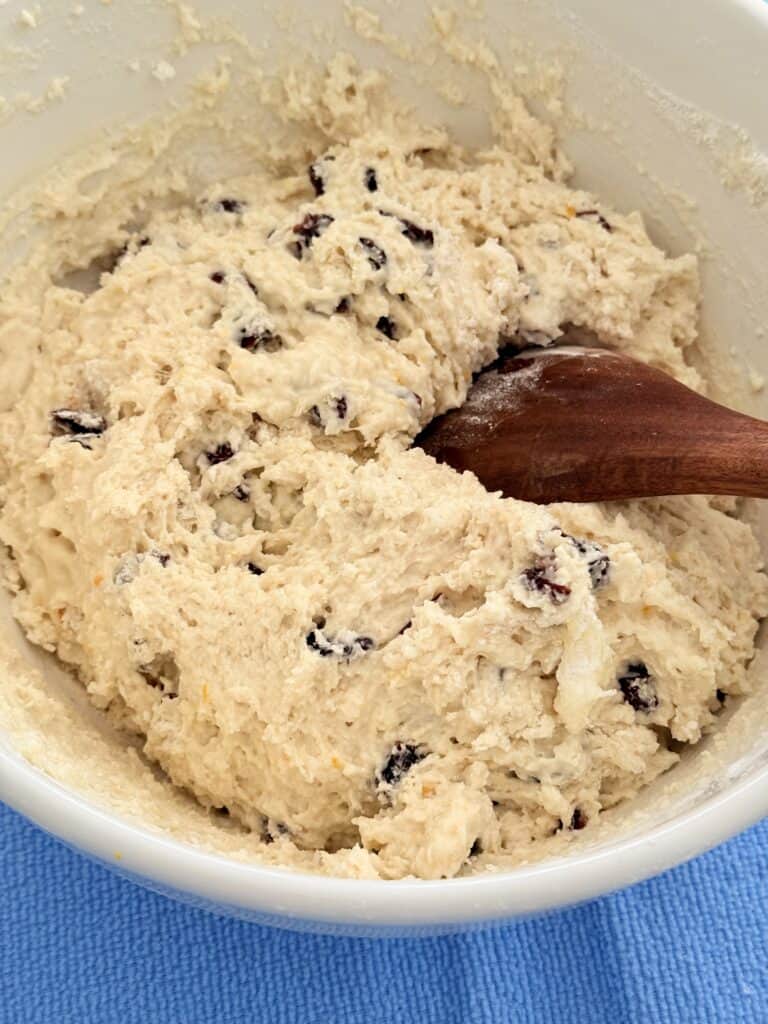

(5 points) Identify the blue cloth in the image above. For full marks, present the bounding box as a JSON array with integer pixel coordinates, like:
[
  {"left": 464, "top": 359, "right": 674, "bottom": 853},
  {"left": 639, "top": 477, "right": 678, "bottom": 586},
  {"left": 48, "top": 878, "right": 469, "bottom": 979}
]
[{"left": 1, "top": 801, "right": 766, "bottom": 1024}]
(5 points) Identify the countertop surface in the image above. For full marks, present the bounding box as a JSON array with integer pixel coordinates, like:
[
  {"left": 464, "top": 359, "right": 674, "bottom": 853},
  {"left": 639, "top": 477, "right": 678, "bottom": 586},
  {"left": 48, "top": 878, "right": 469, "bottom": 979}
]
[{"left": 1, "top": 801, "right": 766, "bottom": 1023}]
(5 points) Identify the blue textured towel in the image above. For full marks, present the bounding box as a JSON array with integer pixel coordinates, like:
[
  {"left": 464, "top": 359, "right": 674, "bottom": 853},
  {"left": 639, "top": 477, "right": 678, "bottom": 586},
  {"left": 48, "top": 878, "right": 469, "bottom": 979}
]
[{"left": 1, "top": 802, "right": 766, "bottom": 1023}]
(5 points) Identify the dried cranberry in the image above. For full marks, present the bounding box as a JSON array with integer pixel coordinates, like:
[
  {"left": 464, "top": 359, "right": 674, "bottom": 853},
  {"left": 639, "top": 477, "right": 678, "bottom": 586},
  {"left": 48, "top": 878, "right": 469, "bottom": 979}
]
[
  {"left": 359, "top": 237, "right": 387, "bottom": 270},
  {"left": 375, "top": 315, "right": 397, "bottom": 339},
  {"left": 206, "top": 443, "right": 234, "bottom": 465},
  {"left": 618, "top": 662, "right": 658, "bottom": 712},
  {"left": 364, "top": 167, "right": 378, "bottom": 192},
  {"left": 377, "top": 742, "right": 426, "bottom": 789},
  {"left": 521, "top": 564, "right": 571, "bottom": 604}
]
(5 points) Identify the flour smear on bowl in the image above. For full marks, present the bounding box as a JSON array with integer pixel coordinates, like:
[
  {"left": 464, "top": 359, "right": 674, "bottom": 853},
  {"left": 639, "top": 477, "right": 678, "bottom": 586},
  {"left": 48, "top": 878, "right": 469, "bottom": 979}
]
[{"left": 0, "top": 49, "right": 766, "bottom": 880}]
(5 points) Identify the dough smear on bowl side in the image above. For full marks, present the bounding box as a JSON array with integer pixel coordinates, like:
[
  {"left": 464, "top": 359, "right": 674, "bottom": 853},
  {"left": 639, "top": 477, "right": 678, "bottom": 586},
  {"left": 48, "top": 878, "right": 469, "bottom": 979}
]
[{"left": 0, "top": 56, "right": 765, "bottom": 880}]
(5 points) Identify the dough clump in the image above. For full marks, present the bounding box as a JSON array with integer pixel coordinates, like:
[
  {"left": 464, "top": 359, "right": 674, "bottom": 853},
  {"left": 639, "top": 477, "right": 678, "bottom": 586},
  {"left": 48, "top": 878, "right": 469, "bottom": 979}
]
[{"left": 1, "top": 58, "right": 765, "bottom": 879}]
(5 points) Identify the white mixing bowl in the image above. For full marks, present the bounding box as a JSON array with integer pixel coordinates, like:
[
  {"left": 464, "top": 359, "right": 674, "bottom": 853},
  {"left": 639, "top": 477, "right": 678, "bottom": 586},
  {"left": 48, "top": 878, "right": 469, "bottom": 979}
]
[{"left": 1, "top": 0, "right": 768, "bottom": 936}]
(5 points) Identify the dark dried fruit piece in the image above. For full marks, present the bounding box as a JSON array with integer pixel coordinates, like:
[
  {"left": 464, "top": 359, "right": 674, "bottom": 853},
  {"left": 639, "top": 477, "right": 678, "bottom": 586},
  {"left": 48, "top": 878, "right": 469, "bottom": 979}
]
[
  {"left": 375, "top": 315, "right": 397, "bottom": 340},
  {"left": 292, "top": 213, "right": 335, "bottom": 254},
  {"left": 364, "top": 167, "right": 378, "bottom": 192},
  {"left": 554, "top": 808, "right": 588, "bottom": 833},
  {"left": 585, "top": 550, "right": 610, "bottom": 588},
  {"left": 575, "top": 209, "right": 612, "bottom": 232},
  {"left": 232, "top": 483, "right": 250, "bottom": 501},
  {"left": 377, "top": 742, "right": 427, "bottom": 789},
  {"left": 206, "top": 443, "right": 235, "bottom": 465},
  {"left": 308, "top": 395, "right": 349, "bottom": 429},
  {"left": 111, "top": 234, "right": 150, "bottom": 270},
  {"left": 51, "top": 409, "right": 107, "bottom": 437},
  {"left": 138, "top": 652, "right": 179, "bottom": 698},
  {"left": 263, "top": 819, "right": 290, "bottom": 844},
  {"left": 618, "top": 661, "right": 658, "bottom": 712},
  {"left": 308, "top": 162, "right": 325, "bottom": 197},
  {"left": 211, "top": 198, "right": 246, "bottom": 215},
  {"left": 569, "top": 808, "right": 587, "bottom": 830},
  {"left": 305, "top": 628, "right": 375, "bottom": 660},
  {"left": 716, "top": 688, "right": 727, "bottom": 704},
  {"left": 238, "top": 327, "right": 283, "bottom": 354},
  {"left": 210, "top": 270, "right": 226, "bottom": 284},
  {"left": 399, "top": 218, "right": 434, "bottom": 247},
  {"left": 246, "top": 562, "right": 263, "bottom": 576},
  {"left": 559, "top": 531, "right": 610, "bottom": 589},
  {"left": 359, "top": 237, "right": 387, "bottom": 270},
  {"left": 379, "top": 210, "right": 434, "bottom": 246},
  {"left": 521, "top": 564, "right": 571, "bottom": 604},
  {"left": 335, "top": 296, "right": 350, "bottom": 314}
]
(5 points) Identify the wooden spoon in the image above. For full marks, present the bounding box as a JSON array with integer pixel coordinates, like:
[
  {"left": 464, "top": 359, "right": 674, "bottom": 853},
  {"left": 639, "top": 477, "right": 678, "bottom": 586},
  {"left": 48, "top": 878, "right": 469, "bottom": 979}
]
[{"left": 415, "top": 347, "right": 768, "bottom": 503}]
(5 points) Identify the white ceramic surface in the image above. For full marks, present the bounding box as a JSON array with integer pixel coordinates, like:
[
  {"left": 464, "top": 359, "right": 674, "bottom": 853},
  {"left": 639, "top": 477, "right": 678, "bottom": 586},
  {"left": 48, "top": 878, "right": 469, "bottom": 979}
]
[{"left": 1, "top": 0, "right": 768, "bottom": 936}]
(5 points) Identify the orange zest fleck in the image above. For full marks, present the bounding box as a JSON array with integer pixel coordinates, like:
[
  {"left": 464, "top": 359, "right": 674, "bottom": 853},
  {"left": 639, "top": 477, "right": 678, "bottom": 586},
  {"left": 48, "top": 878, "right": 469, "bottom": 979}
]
[
  {"left": 92, "top": 574, "right": 104, "bottom": 587},
  {"left": 331, "top": 755, "right": 343, "bottom": 770},
  {"left": 421, "top": 784, "right": 436, "bottom": 798},
  {"left": 565, "top": 204, "right": 576, "bottom": 218}
]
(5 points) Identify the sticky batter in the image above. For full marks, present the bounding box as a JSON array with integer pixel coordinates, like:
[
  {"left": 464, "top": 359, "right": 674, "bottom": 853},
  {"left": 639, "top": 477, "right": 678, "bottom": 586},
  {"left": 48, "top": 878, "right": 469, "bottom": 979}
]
[{"left": 0, "top": 57, "right": 765, "bottom": 878}]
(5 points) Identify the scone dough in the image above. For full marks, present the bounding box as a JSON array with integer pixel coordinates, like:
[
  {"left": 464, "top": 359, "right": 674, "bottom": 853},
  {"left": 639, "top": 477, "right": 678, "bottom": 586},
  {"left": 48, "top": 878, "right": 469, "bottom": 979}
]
[{"left": 1, "top": 58, "right": 765, "bottom": 879}]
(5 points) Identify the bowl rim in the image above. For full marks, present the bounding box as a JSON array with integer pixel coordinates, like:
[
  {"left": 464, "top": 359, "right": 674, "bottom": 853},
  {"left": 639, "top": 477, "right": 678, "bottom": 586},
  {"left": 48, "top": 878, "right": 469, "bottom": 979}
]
[{"left": 2, "top": 742, "right": 767, "bottom": 929}]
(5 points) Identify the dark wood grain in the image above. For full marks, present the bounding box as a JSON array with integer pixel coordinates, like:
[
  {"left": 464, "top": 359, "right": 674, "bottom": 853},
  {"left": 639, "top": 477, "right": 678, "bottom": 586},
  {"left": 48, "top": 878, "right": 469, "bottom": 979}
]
[{"left": 415, "top": 348, "right": 768, "bottom": 503}]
